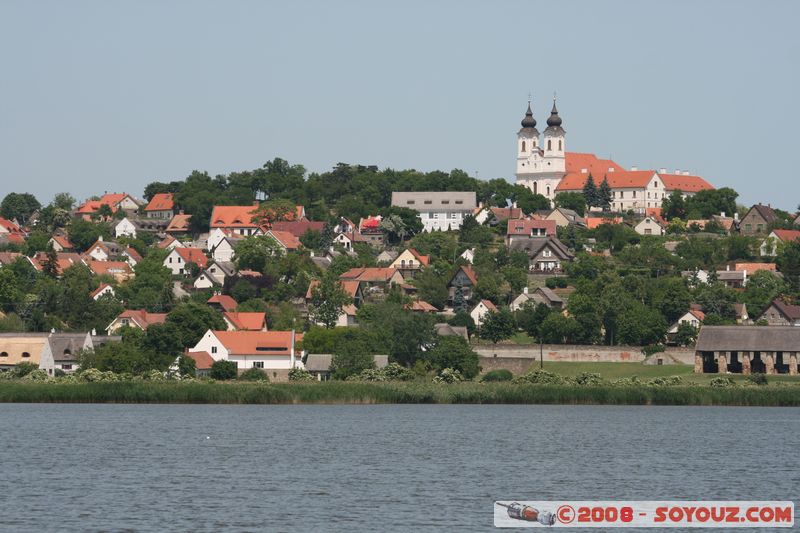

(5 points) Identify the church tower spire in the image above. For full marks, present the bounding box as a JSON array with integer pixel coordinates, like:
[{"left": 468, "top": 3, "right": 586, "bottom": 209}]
[{"left": 542, "top": 95, "right": 566, "bottom": 174}]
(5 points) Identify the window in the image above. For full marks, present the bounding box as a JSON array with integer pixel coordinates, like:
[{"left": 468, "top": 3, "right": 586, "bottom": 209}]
[
  {"left": 547, "top": 140, "right": 552, "bottom": 150},
  {"left": 63, "top": 364, "right": 72, "bottom": 370},
  {"left": 450, "top": 212, "right": 457, "bottom": 219},
  {"left": 546, "top": 186, "right": 550, "bottom": 196},
  {"left": 406, "top": 200, "right": 415, "bottom": 205},
  {"left": 521, "top": 141, "right": 526, "bottom": 152},
  {"left": 423, "top": 200, "right": 432, "bottom": 205},
  {"left": 455, "top": 200, "right": 463, "bottom": 204},
  {"left": 757, "top": 224, "right": 764, "bottom": 233},
  {"left": 620, "top": 191, "right": 624, "bottom": 198},
  {"left": 558, "top": 140, "right": 562, "bottom": 151},
  {"left": 745, "top": 224, "right": 752, "bottom": 232},
  {"left": 542, "top": 249, "right": 552, "bottom": 258},
  {"left": 0, "top": 352, "right": 7, "bottom": 357},
  {"left": 533, "top": 182, "right": 537, "bottom": 194},
  {"left": 645, "top": 229, "right": 652, "bottom": 235},
  {"left": 211, "top": 346, "right": 217, "bottom": 354},
  {"left": 22, "top": 352, "right": 30, "bottom": 358},
  {"left": 253, "top": 361, "right": 264, "bottom": 369},
  {"left": 632, "top": 191, "right": 636, "bottom": 198},
  {"left": 168, "top": 257, "right": 172, "bottom": 263},
  {"left": 441, "top": 200, "right": 450, "bottom": 205}
]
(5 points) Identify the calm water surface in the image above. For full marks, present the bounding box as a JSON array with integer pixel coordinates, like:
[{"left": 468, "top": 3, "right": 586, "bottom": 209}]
[{"left": 0, "top": 404, "right": 797, "bottom": 532}]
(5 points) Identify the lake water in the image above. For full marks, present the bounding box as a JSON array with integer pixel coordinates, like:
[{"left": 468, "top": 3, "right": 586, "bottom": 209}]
[{"left": 0, "top": 404, "right": 797, "bottom": 532}]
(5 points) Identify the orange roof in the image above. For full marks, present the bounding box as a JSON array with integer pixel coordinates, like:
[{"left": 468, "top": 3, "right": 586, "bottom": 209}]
[
  {"left": 359, "top": 216, "right": 382, "bottom": 231},
  {"left": 116, "top": 309, "right": 167, "bottom": 329},
  {"left": 158, "top": 236, "right": 178, "bottom": 249},
  {"left": 408, "top": 300, "right": 438, "bottom": 312},
  {"left": 339, "top": 267, "right": 400, "bottom": 283},
  {"left": 772, "top": 229, "right": 800, "bottom": 242},
  {"left": 490, "top": 207, "right": 525, "bottom": 221},
  {"left": 30, "top": 252, "right": 84, "bottom": 273},
  {"left": 166, "top": 214, "right": 192, "bottom": 233},
  {"left": 175, "top": 248, "right": 208, "bottom": 268},
  {"left": 51, "top": 235, "right": 73, "bottom": 249},
  {"left": 186, "top": 351, "right": 214, "bottom": 370},
  {"left": 586, "top": 216, "right": 623, "bottom": 229},
  {"left": 87, "top": 260, "right": 134, "bottom": 277},
  {"left": 407, "top": 248, "right": 430, "bottom": 266},
  {"left": 480, "top": 299, "right": 498, "bottom": 312},
  {"left": 223, "top": 311, "right": 266, "bottom": 331},
  {"left": 507, "top": 219, "right": 557, "bottom": 236},
  {"left": 271, "top": 219, "right": 325, "bottom": 238},
  {"left": 659, "top": 173, "right": 714, "bottom": 193},
  {"left": 565, "top": 152, "right": 626, "bottom": 175},
  {"left": 208, "top": 294, "right": 238, "bottom": 311},
  {"left": 210, "top": 205, "right": 261, "bottom": 229},
  {"left": 556, "top": 169, "right": 656, "bottom": 192},
  {"left": 689, "top": 309, "right": 706, "bottom": 322},
  {"left": 125, "top": 246, "right": 142, "bottom": 263},
  {"left": 732, "top": 262, "right": 776, "bottom": 273},
  {"left": 144, "top": 193, "right": 175, "bottom": 212},
  {"left": 211, "top": 330, "right": 302, "bottom": 356},
  {"left": 306, "top": 279, "right": 360, "bottom": 300},
  {"left": 76, "top": 193, "right": 131, "bottom": 214},
  {"left": 90, "top": 283, "right": 113, "bottom": 299},
  {"left": 453, "top": 265, "right": 478, "bottom": 286},
  {"left": 267, "top": 230, "right": 302, "bottom": 250}
]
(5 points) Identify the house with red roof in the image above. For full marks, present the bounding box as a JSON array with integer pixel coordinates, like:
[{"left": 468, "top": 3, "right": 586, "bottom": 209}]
[
  {"left": 163, "top": 247, "right": 209, "bottom": 275},
  {"left": 166, "top": 213, "right": 192, "bottom": 235},
  {"left": 339, "top": 267, "right": 404, "bottom": 288},
  {"left": 389, "top": 249, "right": 430, "bottom": 279},
  {"left": 75, "top": 193, "right": 140, "bottom": 216},
  {"left": 266, "top": 230, "right": 302, "bottom": 253},
  {"left": 106, "top": 309, "right": 167, "bottom": 334},
  {"left": 270, "top": 219, "right": 325, "bottom": 239},
  {"left": 86, "top": 261, "right": 135, "bottom": 283},
  {"left": 90, "top": 283, "right": 115, "bottom": 301},
  {"left": 0, "top": 217, "right": 26, "bottom": 244},
  {"left": 143, "top": 193, "right": 175, "bottom": 219},
  {"left": 470, "top": 299, "right": 498, "bottom": 328},
  {"left": 223, "top": 311, "right": 267, "bottom": 331},
  {"left": 29, "top": 252, "right": 85, "bottom": 276},
  {"left": 506, "top": 219, "right": 557, "bottom": 245},
  {"left": 189, "top": 330, "right": 304, "bottom": 380},
  {"left": 758, "top": 298, "right": 800, "bottom": 326},
  {"left": 48, "top": 234, "right": 74, "bottom": 252},
  {"left": 666, "top": 308, "right": 706, "bottom": 343},
  {"left": 207, "top": 294, "right": 239, "bottom": 312},
  {"left": 210, "top": 204, "right": 304, "bottom": 236},
  {"left": 760, "top": 229, "right": 800, "bottom": 257},
  {"left": 634, "top": 215, "right": 667, "bottom": 236},
  {"left": 448, "top": 265, "right": 478, "bottom": 307}
]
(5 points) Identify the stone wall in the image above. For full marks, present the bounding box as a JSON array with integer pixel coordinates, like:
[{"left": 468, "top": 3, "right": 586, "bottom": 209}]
[{"left": 476, "top": 344, "right": 694, "bottom": 374}]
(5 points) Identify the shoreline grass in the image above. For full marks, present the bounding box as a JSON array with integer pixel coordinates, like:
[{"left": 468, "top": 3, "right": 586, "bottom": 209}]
[{"left": 1, "top": 381, "right": 799, "bottom": 406}]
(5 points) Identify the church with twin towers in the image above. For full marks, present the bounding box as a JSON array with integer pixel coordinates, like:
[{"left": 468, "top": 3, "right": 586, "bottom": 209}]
[{"left": 514, "top": 98, "right": 714, "bottom": 214}]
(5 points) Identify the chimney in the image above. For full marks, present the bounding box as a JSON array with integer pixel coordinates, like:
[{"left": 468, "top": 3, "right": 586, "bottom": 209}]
[
  {"left": 523, "top": 286, "right": 529, "bottom": 294},
  {"left": 631, "top": 166, "right": 638, "bottom": 171},
  {"left": 720, "top": 211, "right": 726, "bottom": 218},
  {"left": 98, "top": 235, "right": 103, "bottom": 242},
  {"left": 512, "top": 201, "right": 518, "bottom": 209},
  {"left": 659, "top": 168, "right": 666, "bottom": 174},
  {"left": 734, "top": 212, "right": 739, "bottom": 221}
]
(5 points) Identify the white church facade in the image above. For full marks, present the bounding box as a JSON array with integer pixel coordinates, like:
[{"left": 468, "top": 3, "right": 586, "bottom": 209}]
[{"left": 514, "top": 99, "right": 714, "bottom": 214}]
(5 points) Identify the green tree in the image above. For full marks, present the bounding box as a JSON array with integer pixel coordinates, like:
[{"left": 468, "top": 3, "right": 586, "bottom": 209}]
[
  {"left": 514, "top": 302, "right": 552, "bottom": 339},
  {"left": 674, "top": 322, "right": 699, "bottom": 347},
  {"left": 538, "top": 313, "right": 579, "bottom": 344},
  {"left": 165, "top": 301, "right": 227, "bottom": 347},
  {"left": 661, "top": 190, "right": 687, "bottom": 220},
  {"left": 309, "top": 276, "right": 353, "bottom": 328},
  {"left": 0, "top": 192, "right": 40, "bottom": 224},
  {"left": 412, "top": 268, "right": 448, "bottom": 310},
  {"left": 68, "top": 218, "right": 112, "bottom": 251},
  {"left": 554, "top": 192, "right": 586, "bottom": 216},
  {"left": 511, "top": 186, "right": 550, "bottom": 214},
  {"left": 582, "top": 174, "right": 599, "bottom": 208},
  {"left": 479, "top": 308, "right": 515, "bottom": 344},
  {"left": 235, "top": 235, "right": 283, "bottom": 272},
  {"left": 776, "top": 240, "right": 800, "bottom": 290},
  {"left": 617, "top": 303, "right": 667, "bottom": 346},
  {"left": 684, "top": 187, "right": 738, "bottom": 219},
  {"left": 425, "top": 336, "right": 480, "bottom": 378},
  {"left": 239, "top": 367, "right": 269, "bottom": 381},
  {"left": 741, "top": 270, "right": 789, "bottom": 316},
  {"left": 597, "top": 177, "right": 612, "bottom": 210},
  {"left": 209, "top": 360, "right": 238, "bottom": 380},
  {"left": 252, "top": 199, "right": 296, "bottom": 228},
  {"left": 331, "top": 340, "right": 375, "bottom": 380},
  {"left": 0, "top": 268, "right": 20, "bottom": 313}
]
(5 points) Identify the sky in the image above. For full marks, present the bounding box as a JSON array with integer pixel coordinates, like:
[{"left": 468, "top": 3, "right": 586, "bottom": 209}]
[{"left": 0, "top": 1, "right": 798, "bottom": 210}]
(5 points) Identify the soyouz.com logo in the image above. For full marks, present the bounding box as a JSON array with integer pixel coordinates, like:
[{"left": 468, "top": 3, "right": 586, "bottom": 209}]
[{"left": 493, "top": 501, "right": 795, "bottom": 528}]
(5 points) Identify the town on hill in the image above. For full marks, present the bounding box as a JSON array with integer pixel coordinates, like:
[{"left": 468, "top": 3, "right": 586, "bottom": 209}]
[{"left": 1, "top": 104, "right": 799, "bottom": 383}]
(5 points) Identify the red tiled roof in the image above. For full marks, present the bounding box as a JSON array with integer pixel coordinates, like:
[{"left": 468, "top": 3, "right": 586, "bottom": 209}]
[
  {"left": 586, "top": 216, "right": 623, "bottom": 229},
  {"left": 359, "top": 216, "right": 382, "bottom": 232},
  {"left": 506, "top": 219, "right": 557, "bottom": 236},
  {"left": 223, "top": 312, "right": 266, "bottom": 331},
  {"left": 210, "top": 205, "right": 261, "bottom": 229},
  {"left": 490, "top": 207, "right": 525, "bottom": 221},
  {"left": 689, "top": 309, "right": 706, "bottom": 322},
  {"left": 453, "top": 265, "right": 478, "bottom": 286},
  {"left": 408, "top": 300, "right": 438, "bottom": 312},
  {"left": 90, "top": 283, "right": 113, "bottom": 299},
  {"left": 267, "top": 230, "right": 302, "bottom": 250},
  {"left": 556, "top": 170, "right": 656, "bottom": 192},
  {"left": 125, "top": 247, "right": 142, "bottom": 263},
  {"left": 144, "top": 193, "right": 175, "bottom": 212},
  {"left": 158, "top": 236, "right": 178, "bottom": 249},
  {"left": 0, "top": 252, "right": 22, "bottom": 265},
  {"left": 76, "top": 193, "right": 132, "bottom": 214},
  {"left": 732, "top": 262, "right": 776, "bottom": 273},
  {"left": 407, "top": 249, "right": 430, "bottom": 266},
  {"left": 659, "top": 174, "right": 714, "bottom": 193},
  {"left": 271, "top": 220, "right": 325, "bottom": 238},
  {"left": 51, "top": 235, "right": 73, "bottom": 249},
  {"left": 166, "top": 214, "right": 192, "bottom": 233},
  {"left": 116, "top": 309, "right": 167, "bottom": 329},
  {"left": 186, "top": 351, "right": 214, "bottom": 370},
  {"left": 87, "top": 260, "right": 134, "bottom": 277},
  {"left": 175, "top": 248, "right": 208, "bottom": 268},
  {"left": 305, "top": 279, "right": 359, "bottom": 299},
  {"left": 565, "top": 152, "right": 626, "bottom": 175},
  {"left": 211, "top": 330, "right": 302, "bottom": 356},
  {"left": 772, "top": 229, "right": 800, "bottom": 243},
  {"left": 339, "top": 267, "right": 400, "bottom": 283},
  {"left": 208, "top": 294, "right": 238, "bottom": 311},
  {"left": 479, "top": 299, "right": 498, "bottom": 312}
]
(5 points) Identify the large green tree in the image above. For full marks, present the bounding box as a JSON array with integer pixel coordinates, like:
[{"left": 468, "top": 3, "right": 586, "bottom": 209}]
[
  {"left": 1, "top": 192, "right": 40, "bottom": 224},
  {"left": 425, "top": 336, "right": 480, "bottom": 378},
  {"left": 308, "top": 276, "right": 353, "bottom": 328}
]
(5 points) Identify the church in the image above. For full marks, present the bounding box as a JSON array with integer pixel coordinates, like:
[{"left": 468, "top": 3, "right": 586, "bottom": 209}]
[{"left": 514, "top": 100, "right": 714, "bottom": 214}]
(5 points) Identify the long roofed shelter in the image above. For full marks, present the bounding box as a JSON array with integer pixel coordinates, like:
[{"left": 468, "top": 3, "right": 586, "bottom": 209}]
[{"left": 694, "top": 326, "right": 800, "bottom": 375}]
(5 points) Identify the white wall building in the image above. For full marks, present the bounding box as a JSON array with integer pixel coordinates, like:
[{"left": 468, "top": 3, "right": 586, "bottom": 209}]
[{"left": 391, "top": 191, "right": 477, "bottom": 232}]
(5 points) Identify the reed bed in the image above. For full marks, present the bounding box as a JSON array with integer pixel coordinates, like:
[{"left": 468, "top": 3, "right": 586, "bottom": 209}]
[{"left": 1, "top": 381, "right": 799, "bottom": 406}]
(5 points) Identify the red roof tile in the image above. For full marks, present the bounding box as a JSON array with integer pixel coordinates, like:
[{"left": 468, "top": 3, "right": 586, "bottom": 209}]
[
  {"left": 166, "top": 214, "right": 192, "bottom": 233},
  {"left": 186, "top": 351, "right": 214, "bottom": 370},
  {"left": 659, "top": 173, "right": 714, "bottom": 193},
  {"left": 267, "top": 230, "right": 302, "bottom": 250},
  {"left": 144, "top": 193, "right": 175, "bottom": 212},
  {"left": 772, "top": 229, "right": 800, "bottom": 243},
  {"left": 208, "top": 294, "right": 238, "bottom": 311},
  {"left": 175, "top": 248, "right": 208, "bottom": 268},
  {"left": 116, "top": 309, "right": 167, "bottom": 329},
  {"left": 211, "top": 330, "right": 302, "bottom": 355},
  {"left": 506, "top": 219, "right": 557, "bottom": 236},
  {"left": 586, "top": 216, "right": 623, "bottom": 229},
  {"left": 223, "top": 312, "right": 267, "bottom": 331}
]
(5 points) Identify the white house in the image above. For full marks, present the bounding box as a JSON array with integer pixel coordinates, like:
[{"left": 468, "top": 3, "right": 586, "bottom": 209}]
[
  {"left": 460, "top": 248, "right": 475, "bottom": 264},
  {"left": 668, "top": 309, "right": 705, "bottom": 335},
  {"left": 390, "top": 191, "right": 477, "bottom": 232},
  {"left": 90, "top": 283, "right": 115, "bottom": 301},
  {"left": 114, "top": 217, "right": 138, "bottom": 239},
  {"left": 163, "top": 247, "right": 209, "bottom": 276},
  {"left": 193, "top": 261, "right": 236, "bottom": 290},
  {"left": 634, "top": 216, "right": 666, "bottom": 236},
  {"left": 470, "top": 299, "right": 498, "bottom": 328},
  {"left": 189, "top": 330, "right": 304, "bottom": 378},
  {"left": 759, "top": 229, "right": 800, "bottom": 257},
  {"left": 210, "top": 237, "right": 240, "bottom": 263}
]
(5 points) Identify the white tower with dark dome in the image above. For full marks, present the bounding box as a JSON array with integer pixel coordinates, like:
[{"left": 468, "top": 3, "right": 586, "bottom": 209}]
[{"left": 515, "top": 97, "right": 567, "bottom": 201}]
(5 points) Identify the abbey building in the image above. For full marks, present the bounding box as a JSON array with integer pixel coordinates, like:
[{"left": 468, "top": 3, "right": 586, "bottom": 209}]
[{"left": 514, "top": 100, "right": 714, "bottom": 214}]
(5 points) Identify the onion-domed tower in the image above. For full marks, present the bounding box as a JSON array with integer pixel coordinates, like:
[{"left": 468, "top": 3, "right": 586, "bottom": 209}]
[{"left": 542, "top": 98, "right": 566, "bottom": 174}]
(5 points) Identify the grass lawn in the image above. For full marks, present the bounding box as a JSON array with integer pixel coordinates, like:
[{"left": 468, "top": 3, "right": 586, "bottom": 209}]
[{"left": 533, "top": 361, "right": 800, "bottom": 385}]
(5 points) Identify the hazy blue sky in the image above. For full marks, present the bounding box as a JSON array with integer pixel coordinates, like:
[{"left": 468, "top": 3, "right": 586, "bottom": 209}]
[{"left": 1, "top": 1, "right": 798, "bottom": 209}]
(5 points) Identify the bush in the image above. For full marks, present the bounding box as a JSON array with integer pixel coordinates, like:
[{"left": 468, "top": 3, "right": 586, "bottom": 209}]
[
  {"left": 346, "top": 363, "right": 414, "bottom": 382},
  {"left": 574, "top": 372, "right": 603, "bottom": 386},
  {"left": 646, "top": 376, "right": 684, "bottom": 386},
  {"left": 746, "top": 373, "right": 768, "bottom": 386},
  {"left": 513, "top": 369, "right": 567, "bottom": 385},
  {"left": 612, "top": 376, "right": 642, "bottom": 386},
  {"left": 21, "top": 369, "right": 50, "bottom": 381},
  {"left": 426, "top": 336, "right": 480, "bottom": 378},
  {"left": 710, "top": 376, "right": 736, "bottom": 388},
  {"left": 288, "top": 367, "right": 315, "bottom": 381},
  {"left": 54, "top": 369, "right": 66, "bottom": 377},
  {"left": 239, "top": 367, "right": 269, "bottom": 382},
  {"left": 545, "top": 277, "right": 568, "bottom": 289},
  {"left": 432, "top": 368, "right": 463, "bottom": 384},
  {"left": 209, "top": 360, "right": 238, "bottom": 381},
  {"left": 641, "top": 344, "right": 666, "bottom": 357},
  {"left": 13, "top": 362, "right": 39, "bottom": 378},
  {"left": 480, "top": 369, "right": 513, "bottom": 382}
]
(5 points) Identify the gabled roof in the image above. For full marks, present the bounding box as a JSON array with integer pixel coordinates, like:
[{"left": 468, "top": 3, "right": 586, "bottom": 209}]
[
  {"left": 771, "top": 229, "right": 800, "bottom": 243},
  {"left": 305, "top": 279, "right": 359, "bottom": 300},
  {"left": 359, "top": 216, "right": 383, "bottom": 232},
  {"left": 507, "top": 219, "right": 557, "bottom": 237},
  {"left": 450, "top": 265, "right": 478, "bottom": 286},
  {"left": 186, "top": 350, "right": 214, "bottom": 370},
  {"left": 688, "top": 309, "right": 706, "bottom": 322},
  {"left": 166, "top": 214, "right": 192, "bottom": 233},
  {"left": 210, "top": 205, "right": 261, "bottom": 228},
  {"left": 173, "top": 248, "right": 209, "bottom": 268},
  {"left": 30, "top": 252, "right": 84, "bottom": 273},
  {"left": 144, "top": 193, "right": 175, "bottom": 212},
  {"left": 659, "top": 173, "right": 714, "bottom": 193},
  {"left": 0, "top": 252, "right": 23, "bottom": 266},
  {"left": 407, "top": 300, "right": 438, "bottom": 312},
  {"left": 508, "top": 236, "right": 574, "bottom": 260},
  {"left": 696, "top": 325, "right": 800, "bottom": 352},
  {"left": 90, "top": 283, "right": 114, "bottom": 299},
  {"left": 746, "top": 204, "right": 777, "bottom": 224},
  {"left": 556, "top": 170, "right": 657, "bottom": 192},
  {"left": 730, "top": 262, "right": 776, "bottom": 273},
  {"left": 50, "top": 235, "right": 73, "bottom": 249},
  {"left": 208, "top": 294, "right": 238, "bottom": 311},
  {"left": 270, "top": 219, "right": 325, "bottom": 238},
  {"left": 124, "top": 247, "right": 142, "bottom": 263},
  {"left": 490, "top": 207, "right": 525, "bottom": 221},
  {"left": 114, "top": 309, "right": 167, "bottom": 329},
  {"left": 87, "top": 261, "right": 134, "bottom": 277},
  {"left": 0, "top": 217, "right": 23, "bottom": 234},
  {"left": 476, "top": 299, "right": 497, "bottom": 312},
  {"left": 766, "top": 299, "right": 800, "bottom": 321},
  {"left": 586, "top": 216, "right": 623, "bottom": 229},
  {"left": 391, "top": 192, "right": 477, "bottom": 211},
  {"left": 400, "top": 248, "right": 430, "bottom": 266},
  {"left": 267, "top": 230, "right": 302, "bottom": 250},
  {"left": 76, "top": 193, "right": 134, "bottom": 214},
  {"left": 223, "top": 312, "right": 267, "bottom": 331},
  {"left": 210, "top": 330, "right": 302, "bottom": 356},
  {"left": 339, "top": 267, "right": 400, "bottom": 283},
  {"left": 565, "top": 152, "right": 625, "bottom": 175}
]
